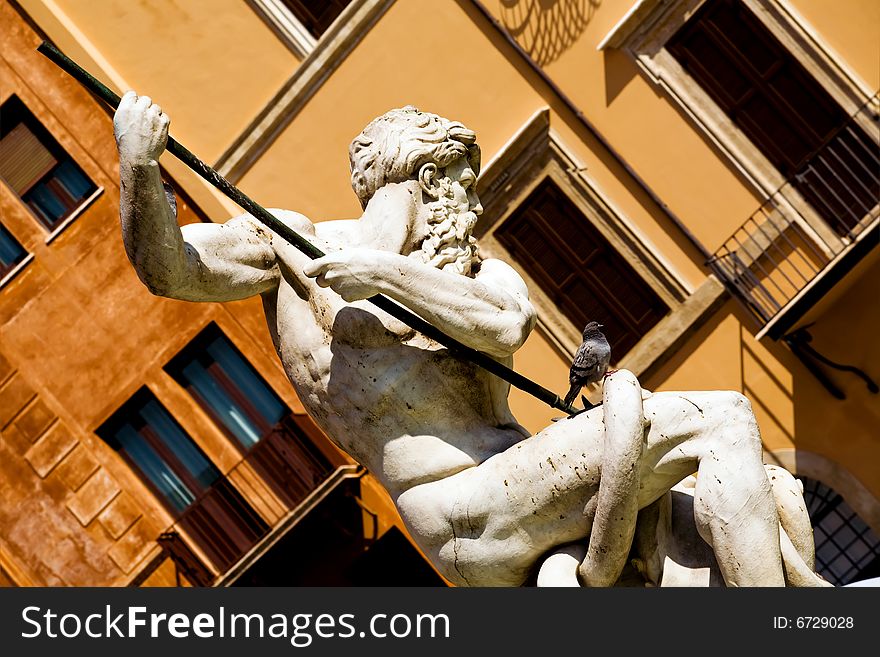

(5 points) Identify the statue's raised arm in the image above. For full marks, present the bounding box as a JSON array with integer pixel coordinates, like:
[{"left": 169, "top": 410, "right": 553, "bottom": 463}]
[{"left": 114, "top": 91, "right": 281, "bottom": 302}]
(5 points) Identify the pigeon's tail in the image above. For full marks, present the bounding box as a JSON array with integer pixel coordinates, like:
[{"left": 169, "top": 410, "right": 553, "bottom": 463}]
[{"left": 563, "top": 384, "right": 580, "bottom": 410}]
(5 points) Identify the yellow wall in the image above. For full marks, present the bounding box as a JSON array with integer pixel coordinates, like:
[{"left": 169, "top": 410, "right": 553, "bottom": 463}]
[
  {"left": 789, "top": 0, "right": 880, "bottom": 91},
  {"left": 25, "top": 0, "right": 300, "bottom": 163},
  {"left": 234, "top": 0, "right": 713, "bottom": 289}
]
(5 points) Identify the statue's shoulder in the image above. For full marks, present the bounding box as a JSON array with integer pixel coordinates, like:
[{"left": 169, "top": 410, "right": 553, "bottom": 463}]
[
  {"left": 476, "top": 257, "right": 529, "bottom": 295},
  {"left": 222, "top": 209, "right": 316, "bottom": 239},
  {"left": 266, "top": 209, "right": 317, "bottom": 235}
]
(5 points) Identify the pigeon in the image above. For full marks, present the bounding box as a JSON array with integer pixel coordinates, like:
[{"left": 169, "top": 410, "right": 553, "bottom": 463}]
[{"left": 563, "top": 321, "right": 611, "bottom": 410}]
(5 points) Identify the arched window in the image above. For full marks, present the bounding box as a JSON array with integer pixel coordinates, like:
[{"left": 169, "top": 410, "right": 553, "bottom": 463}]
[{"left": 801, "top": 477, "right": 880, "bottom": 586}]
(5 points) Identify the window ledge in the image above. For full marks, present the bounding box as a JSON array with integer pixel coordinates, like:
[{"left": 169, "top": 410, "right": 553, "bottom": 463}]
[
  {"left": 618, "top": 274, "right": 727, "bottom": 380},
  {"left": 0, "top": 252, "right": 35, "bottom": 291},
  {"left": 44, "top": 186, "right": 103, "bottom": 245}
]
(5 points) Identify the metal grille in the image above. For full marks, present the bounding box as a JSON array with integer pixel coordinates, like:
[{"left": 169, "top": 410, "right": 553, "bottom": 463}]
[
  {"left": 708, "top": 93, "right": 879, "bottom": 328},
  {"left": 802, "top": 477, "right": 880, "bottom": 586}
]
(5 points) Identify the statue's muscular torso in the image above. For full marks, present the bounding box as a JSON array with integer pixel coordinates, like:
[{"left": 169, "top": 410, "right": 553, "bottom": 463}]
[{"left": 260, "top": 219, "right": 527, "bottom": 498}]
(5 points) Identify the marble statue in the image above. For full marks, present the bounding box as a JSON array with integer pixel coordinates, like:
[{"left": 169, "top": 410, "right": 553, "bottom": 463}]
[{"left": 114, "top": 94, "right": 829, "bottom": 587}]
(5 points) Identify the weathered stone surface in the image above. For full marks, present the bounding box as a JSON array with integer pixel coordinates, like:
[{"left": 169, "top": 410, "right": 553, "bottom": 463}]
[
  {"left": 97, "top": 491, "right": 142, "bottom": 540},
  {"left": 24, "top": 422, "right": 77, "bottom": 478},
  {"left": 66, "top": 468, "right": 120, "bottom": 526},
  {"left": 13, "top": 398, "right": 56, "bottom": 443},
  {"left": 0, "top": 373, "right": 35, "bottom": 428},
  {"left": 0, "top": 351, "right": 13, "bottom": 383},
  {"left": 107, "top": 518, "right": 157, "bottom": 574},
  {"left": 52, "top": 444, "right": 100, "bottom": 492}
]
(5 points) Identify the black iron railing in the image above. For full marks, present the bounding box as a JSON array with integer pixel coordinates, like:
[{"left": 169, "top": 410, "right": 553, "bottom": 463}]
[{"left": 708, "top": 93, "right": 879, "bottom": 329}]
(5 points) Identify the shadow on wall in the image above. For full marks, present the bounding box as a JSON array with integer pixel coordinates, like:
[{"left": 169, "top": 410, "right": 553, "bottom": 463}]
[{"left": 499, "top": 0, "right": 601, "bottom": 67}]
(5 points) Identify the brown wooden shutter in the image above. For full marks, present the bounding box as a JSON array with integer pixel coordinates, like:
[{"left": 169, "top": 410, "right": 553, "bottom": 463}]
[
  {"left": 496, "top": 180, "right": 668, "bottom": 356},
  {"left": 0, "top": 123, "right": 57, "bottom": 195},
  {"left": 667, "top": 0, "right": 878, "bottom": 236}
]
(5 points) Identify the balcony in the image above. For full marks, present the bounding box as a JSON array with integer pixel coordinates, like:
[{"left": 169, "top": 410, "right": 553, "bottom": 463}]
[
  {"left": 139, "top": 416, "right": 341, "bottom": 586},
  {"left": 708, "top": 93, "right": 879, "bottom": 341}
]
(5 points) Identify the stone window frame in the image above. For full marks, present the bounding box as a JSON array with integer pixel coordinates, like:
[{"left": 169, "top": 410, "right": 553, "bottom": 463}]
[
  {"left": 0, "top": 221, "right": 33, "bottom": 290},
  {"left": 247, "top": 0, "right": 345, "bottom": 59},
  {"left": 475, "top": 107, "right": 722, "bottom": 373},
  {"left": 598, "top": 0, "right": 879, "bottom": 253}
]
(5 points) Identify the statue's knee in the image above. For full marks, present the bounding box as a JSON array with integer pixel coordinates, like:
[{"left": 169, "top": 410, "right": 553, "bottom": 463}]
[
  {"left": 717, "top": 391, "right": 756, "bottom": 425},
  {"left": 702, "top": 391, "right": 762, "bottom": 456},
  {"left": 723, "top": 390, "right": 752, "bottom": 411}
]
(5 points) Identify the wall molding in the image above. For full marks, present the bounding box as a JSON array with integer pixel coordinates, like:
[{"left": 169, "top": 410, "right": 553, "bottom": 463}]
[
  {"left": 215, "top": 0, "right": 394, "bottom": 183},
  {"left": 247, "top": 0, "right": 318, "bottom": 59}
]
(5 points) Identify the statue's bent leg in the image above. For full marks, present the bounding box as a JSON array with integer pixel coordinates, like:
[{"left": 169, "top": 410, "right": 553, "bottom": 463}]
[
  {"left": 399, "top": 386, "right": 786, "bottom": 587},
  {"left": 578, "top": 370, "right": 646, "bottom": 586},
  {"left": 765, "top": 465, "right": 832, "bottom": 586},
  {"left": 395, "top": 410, "right": 608, "bottom": 586},
  {"left": 640, "top": 391, "right": 785, "bottom": 586}
]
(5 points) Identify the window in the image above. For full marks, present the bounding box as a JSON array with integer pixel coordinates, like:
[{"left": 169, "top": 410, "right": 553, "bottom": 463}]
[
  {"left": 802, "top": 477, "right": 880, "bottom": 586},
  {"left": 667, "top": 0, "right": 878, "bottom": 236},
  {"left": 0, "top": 223, "right": 27, "bottom": 279},
  {"left": 247, "top": 0, "right": 354, "bottom": 58},
  {"left": 98, "top": 388, "right": 224, "bottom": 514},
  {"left": 164, "top": 324, "right": 286, "bottom": 450},
  {"left": 98, "top": 388, "right": 269, "bottom": 572},
  {"left": 496, "top": 179, "right": 669, "bottom": 356},
  {"left": 0, "top": 96, "right": 97, "bottom": 231},
  {"left": 165, "top": 324, "right": 331, "bottom": 507},
  {"left": 472, "top": 109, "right": 686, "bottom": 363},
  {"left": 280, "top": 0, "right": 352, "bottom": 39}
]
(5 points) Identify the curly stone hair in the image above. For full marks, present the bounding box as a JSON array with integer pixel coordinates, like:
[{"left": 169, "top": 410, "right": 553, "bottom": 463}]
[{"left": 349, "top": 106, "right": 481, "bottom": 209}]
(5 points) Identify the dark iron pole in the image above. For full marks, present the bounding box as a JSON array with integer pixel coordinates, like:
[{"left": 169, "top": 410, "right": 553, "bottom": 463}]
[{"left": 37, "top": 40, "right": 581, "bottom": 415}]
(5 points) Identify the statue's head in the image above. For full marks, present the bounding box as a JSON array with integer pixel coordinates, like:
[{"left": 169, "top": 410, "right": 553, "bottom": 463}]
[
  {"left": 349, "top": 107, "right": 483, "bottom": 275},
  {"left": 349, "top": 106, "right": 481, "bottom": 208}
]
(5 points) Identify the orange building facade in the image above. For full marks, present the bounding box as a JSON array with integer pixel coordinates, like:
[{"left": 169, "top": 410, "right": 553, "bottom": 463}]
[{"left": 1, "top": 0, "right": 878, "bottom": 587}]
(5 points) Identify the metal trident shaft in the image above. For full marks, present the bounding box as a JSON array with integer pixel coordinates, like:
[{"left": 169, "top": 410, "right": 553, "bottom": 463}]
[{"left": 38, "top": 40, "right": 579, "bottom": 415}]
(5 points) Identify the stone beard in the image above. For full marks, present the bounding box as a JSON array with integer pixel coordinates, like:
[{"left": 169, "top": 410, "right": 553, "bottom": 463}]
[{"left": 409, "top": 177, "right": 481, "bottom": 275}]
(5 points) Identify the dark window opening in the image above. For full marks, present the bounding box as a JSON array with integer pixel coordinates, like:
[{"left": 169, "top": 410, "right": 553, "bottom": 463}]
[
  {"left": 0, "top": 223, "right": 27, "bottom": 279},
  {"left": 98, "top": 388, "right": 269, "bottom": 572},
  {"left": 801, "top": 476, "right": 880, "bottom": 586},
  {"left": 281, "top": 0, "right": 352, "bottom": 40},
  {"left": 495, "top": 179, "right": 669, "bottom": 356},
  {"left": 668, "top": 0, "right": 879, "bottom": 237},
  {"left": 164, "top": 323, "right": 332, "bottom": 508},
  {"left": 0, "top": 96, "right": 98, "bottom": 230}
]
